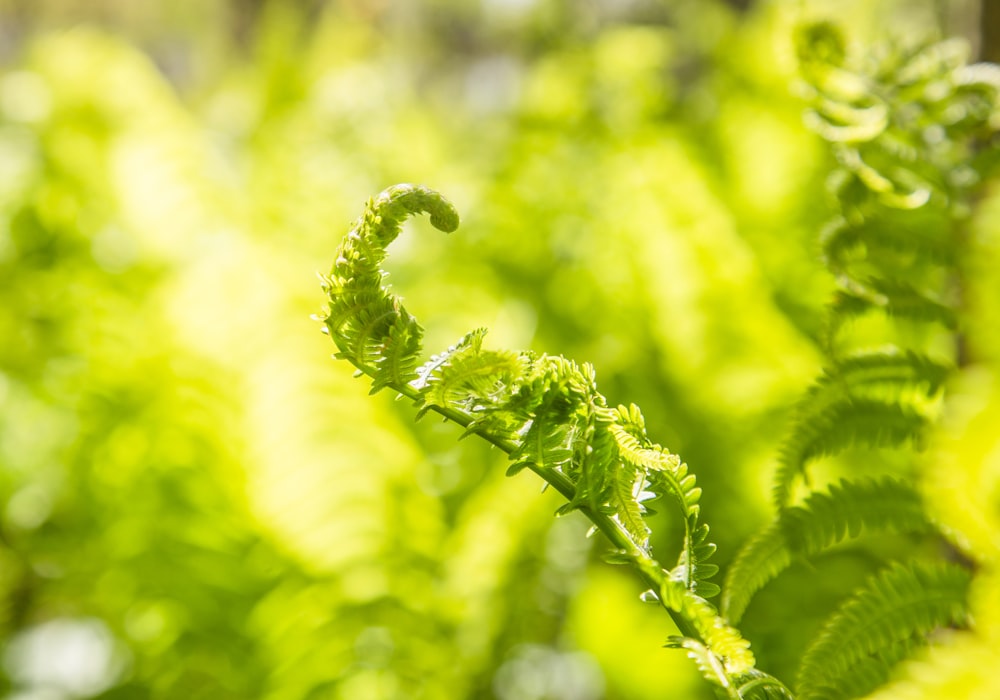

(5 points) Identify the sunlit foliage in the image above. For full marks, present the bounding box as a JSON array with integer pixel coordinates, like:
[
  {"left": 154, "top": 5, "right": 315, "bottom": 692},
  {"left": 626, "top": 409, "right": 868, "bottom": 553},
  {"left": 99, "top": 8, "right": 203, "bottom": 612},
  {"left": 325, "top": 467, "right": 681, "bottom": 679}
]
[{"left": 1, "top": 1, "right": 998, "bottom": 699}]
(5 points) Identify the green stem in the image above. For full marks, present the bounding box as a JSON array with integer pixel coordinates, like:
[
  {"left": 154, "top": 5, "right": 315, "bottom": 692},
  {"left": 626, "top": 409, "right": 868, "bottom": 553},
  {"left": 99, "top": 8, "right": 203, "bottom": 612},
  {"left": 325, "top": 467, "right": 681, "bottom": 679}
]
[{"left": 345, "top": 356, "right": 702, "bottom": 641}]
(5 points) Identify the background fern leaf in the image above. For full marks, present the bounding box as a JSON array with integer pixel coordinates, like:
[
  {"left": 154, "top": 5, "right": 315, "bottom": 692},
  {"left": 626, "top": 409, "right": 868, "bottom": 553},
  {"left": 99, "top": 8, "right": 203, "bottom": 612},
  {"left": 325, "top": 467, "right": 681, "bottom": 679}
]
[
  {"left": 820, "top": 211, "right": 952, "bottom": 274},
  {"left": 832, "top": 278, "right": 957, "bottom": 329},
  {"left": 724, "top": 477, "right": 934, "bottom": 622},
  {"left": 802, "top": 638, "right": 913, "bottom": 700},
  {"left": 774, "top": 399, "right": 927, "bottom": 508},
  {"left": 796, "top": 561, "right": 971, "bottom": 700}
]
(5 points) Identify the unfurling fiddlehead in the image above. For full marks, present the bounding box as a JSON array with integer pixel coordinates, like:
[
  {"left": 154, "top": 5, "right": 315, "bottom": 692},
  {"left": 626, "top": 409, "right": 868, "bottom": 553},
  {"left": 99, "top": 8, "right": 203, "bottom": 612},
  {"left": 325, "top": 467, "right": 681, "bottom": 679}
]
[{"left": 320, "top": 184, "right": 789, "bottom": 698}]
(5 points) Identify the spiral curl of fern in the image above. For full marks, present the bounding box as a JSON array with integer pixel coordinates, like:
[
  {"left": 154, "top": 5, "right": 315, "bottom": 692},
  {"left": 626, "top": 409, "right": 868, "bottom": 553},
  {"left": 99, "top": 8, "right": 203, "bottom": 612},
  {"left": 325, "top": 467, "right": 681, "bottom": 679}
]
[{"left": 320, "top": 183, "right": 788, "bottom": 691}]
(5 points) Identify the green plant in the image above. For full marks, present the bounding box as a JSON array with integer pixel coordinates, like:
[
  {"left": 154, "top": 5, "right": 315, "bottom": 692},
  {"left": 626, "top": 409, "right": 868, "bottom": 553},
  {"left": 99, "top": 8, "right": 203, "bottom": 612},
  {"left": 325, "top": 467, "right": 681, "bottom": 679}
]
[{"left": 319, "top": 23, "right": 999, "bottom": 700}]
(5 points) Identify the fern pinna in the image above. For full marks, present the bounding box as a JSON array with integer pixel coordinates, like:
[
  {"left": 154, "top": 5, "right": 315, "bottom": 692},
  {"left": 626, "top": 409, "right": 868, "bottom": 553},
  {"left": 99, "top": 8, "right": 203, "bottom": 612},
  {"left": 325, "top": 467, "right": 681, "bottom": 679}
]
[
  {"left": 320, "top": 184, "right": 790, "bottom": 698},
  {"left": 723, "top": 22, "right": 999, "bottom": 700}
]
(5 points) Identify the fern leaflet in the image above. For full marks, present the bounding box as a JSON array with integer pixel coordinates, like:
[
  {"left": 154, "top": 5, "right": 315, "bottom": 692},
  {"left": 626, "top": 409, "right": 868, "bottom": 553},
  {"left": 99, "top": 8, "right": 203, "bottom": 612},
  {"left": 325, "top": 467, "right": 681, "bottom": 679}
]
[
  {"left": 774, "top": 398, "right": 927, "bottom": 508},
  {"left": 796, "top": 561, "right": 971, "bottom": 700},
  {"left": 723, "top": 477, "right": 934, "bottom": 623}
]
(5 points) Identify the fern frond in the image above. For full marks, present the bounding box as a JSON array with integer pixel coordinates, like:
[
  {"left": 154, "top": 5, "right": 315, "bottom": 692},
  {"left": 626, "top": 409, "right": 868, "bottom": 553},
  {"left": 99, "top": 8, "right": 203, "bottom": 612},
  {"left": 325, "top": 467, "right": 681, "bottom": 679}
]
[
  {"left": 324, "top": 185, "right": 741, "bottom": 689},
  {"left": 609, "top": 419, "right": 681, "bottom": 472},
  {"left": 796, "top": 561, "right": 971, "bottom": 700},
  {"left": 664, "top": 636, "right": 736, "bottom": 695},
  {"left": 730, "top": 670, "right": 796, "bottom": 700},
  {"left": 608, "top": 460, "right": 650, "bottom": 547},
  {"left": 658, "top": 578, "right": 755, "bottom": 676},
  {"left": 665, "top": 640, "right": 794, "bottom": 699},
  {"left": 830, "top": 350, "right": 949, "bottom": 396},
  {"left": 572, "top": 403, "right": 620, "bottom": 515},
  {"left": 419, "top": 346, "right": 526, "bottom": 415},
  {"left": 894, "top": 37, "right": 969, "bottom": 85},
  {"left": 411, "top": 328, "right": 487, "bottom": 390},
  {"left": 638, "top": 454, "right": 715, "bottom": 595},
  {"left": 723, "top": 477, "right": 933, "bottom": 622},
  {"left": 820, "top": 211, "right": 952, "bottom": 274},
  {"left": 332, "top": 294, "right": 404, "bottom": 367},
  {"left": 371, "top": 313, "right": 423, "bottom": 393},
  {"left": 604, "top": 405, "right": 718, "bottom": 590},
  {"left": 803, "top": 100, "right": 888, "bottom": 143},
  {"left": 323, "top": 184, "right": 459, "bottom": 382},
  {"left": 803, "top": 637, "right": 914, "bottom": 700},
  {"left": 722, "top": 524, "right": 789, "bottom": 626},
  {"left": 787, "top": 350, "right": 949, "bottom": 424},
  {"left": 595, "top": 411, "right": 708, "bottom": 593},
  {"left": 615, "top": 402, "right": 647, "bottom": 435},
  {"left": 677, "top": 522, "right": 721, "bottom": 599},
  {"left": 832, "top": 278, "right": 956, "bottom": 329},
  {"left": 774, "top": 397, "right": 927, "bottom": 508},
  {"left": 773, "top": 347, "right": 947, "bottom": 508},
  {"left": 780, "top": 477, "right": 932, "bottom": 552},
  {"left": 507, "top": 415, "right": 573, "bottom": 476}
]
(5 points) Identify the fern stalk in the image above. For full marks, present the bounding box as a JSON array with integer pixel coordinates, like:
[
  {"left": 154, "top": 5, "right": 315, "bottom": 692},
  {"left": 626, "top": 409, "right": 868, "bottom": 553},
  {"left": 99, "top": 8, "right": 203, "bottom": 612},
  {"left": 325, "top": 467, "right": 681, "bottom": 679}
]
[{"left": 320, "top": 184, "right": 789, "bottom": 696}]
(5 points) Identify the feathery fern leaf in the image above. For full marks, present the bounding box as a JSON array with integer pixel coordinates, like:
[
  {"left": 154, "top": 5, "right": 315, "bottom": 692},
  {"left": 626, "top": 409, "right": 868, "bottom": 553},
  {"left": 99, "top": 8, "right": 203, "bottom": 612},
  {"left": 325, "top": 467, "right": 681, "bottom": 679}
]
[
  {"left": 779, "top": 478, "right": 932, "bottom": 552},
  {"left": 322, "top": 184, "right": 752, "bottom": 688},
  {"left": 832, "top": 278, "right": 956, "bottom": 330},
  {"left": 723, "top": 477, "right": 934, "bottom": 623},
  {"left": 730, "top": 670, "right": 797, "bottom": 700},
  {"left": 796, "top": 561, "right": 971, "bottom": 700},
  {"left": 829, "top": 351, "right": 949, "bottom": 396},
  {"left": 820, "top": 213, "right": 952, "bottom": 275},
  {"left": 608, "top": 459, "right": 651, "bottom": 548},
  {"left": 772, "top": 347, "right": 946, "bottom": 509},
  {"left": 507, "top": 414, "right": 573, "bottom": 476},
  {"left": 419, "top": 346, "right": 525, "bottom": 415},
  {"left": 411, "top": 328, "right": 488, "bottom": 390},
  {"left": 774, "top": 398, "right": 928, "bottom": 508},
  {"left": 802, "top": 637, "right": 914, "bottom": 700},
  {"left": 657, "top": 578, "right": 754, "bottom": 676},
  {"left": 733, "top": 21, "right": 997, "bottom": 700},
  {"left": 603, "top": 407, "right": 716, "bottom": 590},
  {"left": 371, "top": 313, "right": 423, "bottom": 393},
  {"left": 665, "top": 640, "right": 795, "bottom": 699},
  {"left": 663, "top": 636, "right": 736, "bottom": 696}
]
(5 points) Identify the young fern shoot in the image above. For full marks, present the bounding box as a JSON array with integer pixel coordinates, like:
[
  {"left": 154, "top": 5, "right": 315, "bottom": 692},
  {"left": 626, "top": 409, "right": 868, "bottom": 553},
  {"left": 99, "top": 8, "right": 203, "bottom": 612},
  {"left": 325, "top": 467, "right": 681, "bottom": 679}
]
[{"left": 319, "top": 184, "right": 790, "bottom": 699}]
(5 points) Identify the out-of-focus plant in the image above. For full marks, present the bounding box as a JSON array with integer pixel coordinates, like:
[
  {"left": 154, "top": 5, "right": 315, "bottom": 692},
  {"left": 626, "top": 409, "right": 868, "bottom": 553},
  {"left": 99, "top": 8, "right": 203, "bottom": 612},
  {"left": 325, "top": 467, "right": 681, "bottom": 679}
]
[
  {"left": 2, "top": 2, "right": 996, "bottom": 699},
  {"left": 321, "top": 20, "right": 1000, "bottom": 700},
  {"left": 726, "top": 20, "right": 1000, "bottom": 699}
]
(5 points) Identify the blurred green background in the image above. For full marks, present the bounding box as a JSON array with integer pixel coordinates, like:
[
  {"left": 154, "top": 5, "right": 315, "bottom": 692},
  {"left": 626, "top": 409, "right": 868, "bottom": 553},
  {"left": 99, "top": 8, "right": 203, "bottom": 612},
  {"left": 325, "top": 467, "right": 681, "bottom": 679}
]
[{"left": 0, "top": 1, "right": 997, "bottom": 699}]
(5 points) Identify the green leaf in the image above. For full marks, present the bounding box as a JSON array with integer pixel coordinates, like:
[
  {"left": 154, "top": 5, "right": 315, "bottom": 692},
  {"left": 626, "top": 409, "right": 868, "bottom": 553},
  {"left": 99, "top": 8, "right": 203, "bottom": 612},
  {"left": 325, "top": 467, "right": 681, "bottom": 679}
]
[
  {"left": 774, "top": 398, "right": 928, "bottom": 509},
  {"left": 419, "top": 346, "right": 525, "bottom": 414},
  {"left": 832, "top": 278, "right": 956, "bottom": 329},
  {"left": 796, "top": 561, "right": 971, "bottom": 700},
  {"left": 370, "top": 313, "right": 423, "bottom": 393},
  {"left": 411, "top": 328, "right": 488, "bottom": 390},
  {"left": 658, "top": 579, "right": 755, "bottom": 677},
  {"left": 723, "top": 478, "right": 934, "bottom": 623}
]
